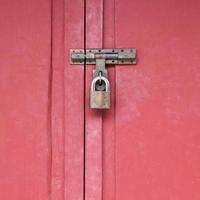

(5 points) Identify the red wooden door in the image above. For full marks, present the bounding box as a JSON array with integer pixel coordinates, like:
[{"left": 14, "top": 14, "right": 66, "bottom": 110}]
[
  {"left": 96, "top": 1, "right": 200, "bottom": 200},
  {"left": 0, "top": 1, "right": 52, "bottom": 199},
  {"left": 0, "top": 0, "right": 84, "bottom": 199},
  {"left": 84, "top": 0, "right": 200, "bottom": 200},
  {"left": 1, "top": 0, "right": 200, "bottom": 200}
]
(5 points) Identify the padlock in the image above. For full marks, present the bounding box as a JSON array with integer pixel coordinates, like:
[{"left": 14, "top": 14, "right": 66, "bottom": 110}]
[{"left": 90, "top": 75, "right": 110, "bottom": 109}]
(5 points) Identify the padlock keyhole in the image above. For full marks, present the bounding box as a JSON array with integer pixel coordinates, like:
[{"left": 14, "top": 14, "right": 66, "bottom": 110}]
[{"left": 95, "top": 80, "right": 106, "bottom": 91}]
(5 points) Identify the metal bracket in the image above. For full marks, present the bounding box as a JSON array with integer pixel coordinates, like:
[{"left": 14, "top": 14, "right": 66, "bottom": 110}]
[{"left": 70, "top": 48, "right": 137, "bottom": 78}]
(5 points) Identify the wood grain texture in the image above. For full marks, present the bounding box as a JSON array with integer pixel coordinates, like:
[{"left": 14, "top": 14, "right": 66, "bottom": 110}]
[
  {"left": 115, "top": 0, "right": 200, "bottom": 199},
  {"left": 64, "top": 0, "right": 85, "bottom": 200},
  {"left": 85, "top": 0, "right": 104, "bottom": 200},
  {"left": 0, "top": 0, "right": 52, "bottom": 199}
]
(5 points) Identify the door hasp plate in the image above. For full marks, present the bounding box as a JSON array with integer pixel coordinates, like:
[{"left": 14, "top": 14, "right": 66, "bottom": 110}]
[{"left": 70, "top": 48, "right": 137, "bottom": 65}]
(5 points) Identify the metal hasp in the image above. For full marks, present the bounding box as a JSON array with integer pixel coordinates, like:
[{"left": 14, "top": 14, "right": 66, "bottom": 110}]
[
  {"left": 70, "top": 49, "right": 137, "bottom": 109},
  {"left": 71, "top": 48, "right": 136, "bottom": 64}
]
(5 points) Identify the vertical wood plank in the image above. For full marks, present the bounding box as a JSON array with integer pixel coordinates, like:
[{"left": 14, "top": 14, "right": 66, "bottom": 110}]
[
  {"left": 50, "top": 0, "right": 65, "bottom": 199},
  {"left": 0, "top": 0, "right": 52, "bottom": 199},
  {"left": 115, "top": 0, "right": 200, "bottom": 200},
  {"left": 102, "top": 0, "right": 116, "bottom": 199},
  {"left": 85, "top": 0, "right": 104, "bottom": 200},
  {"left": 64, "top": 0, "right": 85, "bottom": 200}
]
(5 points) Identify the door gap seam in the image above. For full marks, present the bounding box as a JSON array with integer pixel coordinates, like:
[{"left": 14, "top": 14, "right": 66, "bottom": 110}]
[{"left": 83, "top": 0, "right": 86, "bottom": 199}]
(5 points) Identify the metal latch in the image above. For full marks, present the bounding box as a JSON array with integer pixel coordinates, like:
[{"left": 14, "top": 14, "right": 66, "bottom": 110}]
[
  {"left": 70, "top": 49, "right": 137, "bottom": 109},
  {"left": 71, "top": 49, "right": 136, "bottom": 64}
]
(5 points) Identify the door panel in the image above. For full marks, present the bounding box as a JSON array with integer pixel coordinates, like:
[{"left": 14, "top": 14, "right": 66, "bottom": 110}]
[
  {"left": 64, "top": 0, "right": 85, "bottom": 199},
  {"left": 0, "top": 0, "right": 85, "bottom": 199},
  {"left": 50, "top": 0, "right": 65, "bottom": 199},
  {"left": 85, "top": 1, "right": 104, "bottom": 200},
  {"left": 113, "top": 0, "right": 200, "bottom": 200},
  {"left": 0, "top": 1, "right": 51, "bottom": 199},
  {"left": 102, "top": 0, "right": 116, "bottom": 200}
]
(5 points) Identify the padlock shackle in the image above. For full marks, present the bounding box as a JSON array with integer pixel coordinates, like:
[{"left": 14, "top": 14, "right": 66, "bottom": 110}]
[{"left": 91, "top": 76, "right": 110, "bottom": 92}]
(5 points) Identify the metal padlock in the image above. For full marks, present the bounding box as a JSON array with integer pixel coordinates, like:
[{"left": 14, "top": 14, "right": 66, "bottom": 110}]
[{"left": 90, "top": 76, "right": 110, "bottom": 109}]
